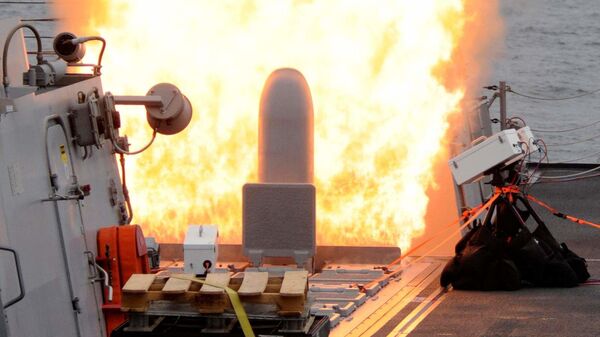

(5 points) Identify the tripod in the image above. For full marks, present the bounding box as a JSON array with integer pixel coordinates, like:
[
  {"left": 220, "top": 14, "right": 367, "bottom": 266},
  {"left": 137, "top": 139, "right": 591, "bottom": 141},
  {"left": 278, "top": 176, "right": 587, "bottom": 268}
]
[
  {"left": 477, "top": 166, "right": 551, "bottom": 238},
  {"left": 473, "top": 167, "right": 590, "bottom": 286}
]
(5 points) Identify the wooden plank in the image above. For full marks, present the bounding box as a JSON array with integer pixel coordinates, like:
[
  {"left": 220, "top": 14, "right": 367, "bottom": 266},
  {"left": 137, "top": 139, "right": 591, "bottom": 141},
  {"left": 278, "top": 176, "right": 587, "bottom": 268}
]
[
  {"left": 280, "top": 270, "right": 308, "bottom": 297},
  {"left": 122, "top": 274, "right": 156, "bottom": 293},
  {"left": 238, "top": 271, "right": 269, "bottom": 296},
  {"left": 162, "top": 274, "right": 194, "bottom": 294},
  {"left": 200, "top": 272, "right": 231, "bottom": 294}
]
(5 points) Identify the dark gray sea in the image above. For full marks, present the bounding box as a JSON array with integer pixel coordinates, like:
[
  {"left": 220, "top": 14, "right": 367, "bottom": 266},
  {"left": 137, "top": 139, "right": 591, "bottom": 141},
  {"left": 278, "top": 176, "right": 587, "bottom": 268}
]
[
  {"left": 490, "top": 0, "right": 600, "bottom": 163},
  {"left": 2, "top": 0, "right": 599, "bottom": 163}
]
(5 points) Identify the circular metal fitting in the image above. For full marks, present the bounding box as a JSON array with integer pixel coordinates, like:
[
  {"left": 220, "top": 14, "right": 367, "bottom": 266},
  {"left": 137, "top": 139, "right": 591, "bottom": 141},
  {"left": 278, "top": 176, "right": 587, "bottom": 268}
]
[
  {"left": 53, "top": 32, "right": 86, "bottom": 63},
  {"left": 146, "top": 83, "right": 193, "bottom": 135}
]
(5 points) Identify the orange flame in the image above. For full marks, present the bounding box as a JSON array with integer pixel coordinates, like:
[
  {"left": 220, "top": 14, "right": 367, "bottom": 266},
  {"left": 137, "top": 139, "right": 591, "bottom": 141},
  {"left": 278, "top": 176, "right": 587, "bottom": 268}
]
[{"left": 55, "top": 0, "right": 502, "bottom": 249}]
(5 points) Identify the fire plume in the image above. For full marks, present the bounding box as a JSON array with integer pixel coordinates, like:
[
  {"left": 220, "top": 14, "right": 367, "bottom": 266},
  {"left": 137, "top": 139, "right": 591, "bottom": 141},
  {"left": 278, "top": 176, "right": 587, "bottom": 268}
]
[{"left": 55, "top": 0, "right": 501, "bottom": 249}]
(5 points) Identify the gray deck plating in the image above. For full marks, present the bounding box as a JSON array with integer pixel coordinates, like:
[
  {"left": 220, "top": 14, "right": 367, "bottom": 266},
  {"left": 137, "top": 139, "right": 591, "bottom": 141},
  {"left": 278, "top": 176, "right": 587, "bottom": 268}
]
[{"left": 408, "top": 168, "right": 600, "bottom": 337}]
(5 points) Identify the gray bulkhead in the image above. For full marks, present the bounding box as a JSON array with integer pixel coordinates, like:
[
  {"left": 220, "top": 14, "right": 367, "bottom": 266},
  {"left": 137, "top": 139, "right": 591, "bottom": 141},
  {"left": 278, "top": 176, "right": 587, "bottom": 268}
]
[{"left": 0, "top": 18, "right": 126, "bottom": 337}]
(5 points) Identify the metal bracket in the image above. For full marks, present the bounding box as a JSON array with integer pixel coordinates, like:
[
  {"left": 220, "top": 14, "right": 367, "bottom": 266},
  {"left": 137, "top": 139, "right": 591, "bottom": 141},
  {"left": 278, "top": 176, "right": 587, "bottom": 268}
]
[
  {"left": 84, "top": 250, "right": 113, "bottom": 302},
  {"left": 84, "top": 251, "right": 98, "bottom": 280},
  {"left": 71, "top": 297, "right": 81, "bottom": 313},
  {"left": 42, "top": 184, "right": 89, "bottom": 202}
]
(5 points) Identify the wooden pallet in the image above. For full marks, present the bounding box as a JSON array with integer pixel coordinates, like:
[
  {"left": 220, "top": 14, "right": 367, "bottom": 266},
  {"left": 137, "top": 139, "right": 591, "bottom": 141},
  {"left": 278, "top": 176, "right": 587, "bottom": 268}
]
[{"left": 121, "top": 270, "right": 309, "bottom": 316}]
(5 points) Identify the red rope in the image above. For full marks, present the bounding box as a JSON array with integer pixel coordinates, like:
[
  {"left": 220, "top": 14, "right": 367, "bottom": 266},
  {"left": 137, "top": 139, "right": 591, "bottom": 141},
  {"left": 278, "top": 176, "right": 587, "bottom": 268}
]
[
  {"left": 526, "top": 194, "right": 600, "bottom": 230},
  {"left": 384, "top": 198, "right": 491, "bottom": 270},
  {"left": 364, "top": 193, "right": 501, "bottom": 290},
  {"left": 363, "top": 185, "right": 598, "bottom": 292}
]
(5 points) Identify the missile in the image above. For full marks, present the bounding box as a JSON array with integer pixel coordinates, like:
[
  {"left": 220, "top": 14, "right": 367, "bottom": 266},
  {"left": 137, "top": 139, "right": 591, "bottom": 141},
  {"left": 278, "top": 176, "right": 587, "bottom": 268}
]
[{"left": 258, "top": 68, "right": 314, "bottom": 183}]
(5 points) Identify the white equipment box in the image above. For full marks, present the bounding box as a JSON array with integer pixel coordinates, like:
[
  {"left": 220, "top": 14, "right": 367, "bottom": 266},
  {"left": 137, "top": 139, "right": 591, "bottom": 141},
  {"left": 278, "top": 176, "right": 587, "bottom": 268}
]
[
  {"left": 184, "top": 224, "right": 219, "bottom": 275},
  {"left": 449, "top": 129, "right": 524, "bottom": 185},
  {"left": 517, "top": 126, "right": 539, "bottom": 153}
]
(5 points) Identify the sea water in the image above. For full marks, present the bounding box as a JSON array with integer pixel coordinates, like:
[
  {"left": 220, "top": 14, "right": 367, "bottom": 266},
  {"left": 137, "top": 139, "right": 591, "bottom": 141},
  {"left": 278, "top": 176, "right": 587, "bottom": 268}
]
[{"left": 490, "top": 0, "right": 600, "bottom": 163}]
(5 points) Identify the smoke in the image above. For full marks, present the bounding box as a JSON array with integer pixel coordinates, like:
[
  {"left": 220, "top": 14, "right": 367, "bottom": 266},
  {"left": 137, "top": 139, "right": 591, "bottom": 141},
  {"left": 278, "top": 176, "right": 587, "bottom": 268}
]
[
  {"left": 419, "top": 0, "right": 504, "bottom": 255},
  {"left": 438, "top": 0, "right": 504, "bottom": 102},
  {"left": 52, "top": 0, "right": 110, "bottom": 34},
  {"left": 53, "top": 0, "right": 504, "bottom": 251}
]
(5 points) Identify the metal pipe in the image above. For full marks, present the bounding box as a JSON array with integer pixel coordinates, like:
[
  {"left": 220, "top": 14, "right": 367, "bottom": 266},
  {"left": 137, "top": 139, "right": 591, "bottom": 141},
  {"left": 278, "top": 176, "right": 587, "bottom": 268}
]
[
  {"left": 119, "top": 153, "right": 133, "bottom": 224},
  {"left": 71, "top": 36, "right": 105, "bottom": 75},
  {"left": 113, "top": 95, "right": 164, "bottom": 107},
  {"left": 2, "top": 23, "right": 43, "bottom": 94},
  {"left": 43, "top": 115, "right": 83, "bottom": 337},
  {"left": 499, "top": 81, "right": 507, "bottom": 130},
  {"left": 45, "top": 112, "right": 106, "bottom": 334}
]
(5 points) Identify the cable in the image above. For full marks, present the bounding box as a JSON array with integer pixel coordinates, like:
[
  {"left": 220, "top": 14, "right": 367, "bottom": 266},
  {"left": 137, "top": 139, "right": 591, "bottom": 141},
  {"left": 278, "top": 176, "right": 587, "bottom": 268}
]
[
  {"left": 526, "top": 194, "right": 600, "bottom": 230},
  {"left": 532, "top": 173, "right": 600, "bottom": 183},
  {"left": 2, "top": 23, "right": 43, "bottom": 94},
  {"left": 367, "top": 194, "right": 500, "bottom": 288},
  {"left": 111, "top": 129, "right": 157, "bottom": 155},
  {"left": 558, "top": 150, "right": 600, "bottom": 163},
  {"left": 119, "top": 154, "right": 133, "bottom": 224},
  {"left": 533, "top": 164, "right": 600, "bottom": 180},
  {"left": 531, "top": 119, "right": 600, "bottom": 133},
  {"left": 507, "top": 116, "right": 527, "bottom": 128},
  {"left": 546, "top": 132, "right": 600, "bottom": 146},
  {"left": 0, "top": 1, "right": 50, "bottom": 3},
  {"left": 522, "top": 145, "right": 546, "bottom": 191},
  {"left": 20, "top": 18, "right": 59, "bottom": 22},
  {"left": 68, "top": 36, "right": 106, "bottom": 75},
  {"left": 522, "top": 139, "right": 548, "bottom": 190},
  {"left": 508, "top": 87, "right": 600, "bottom": 101}
]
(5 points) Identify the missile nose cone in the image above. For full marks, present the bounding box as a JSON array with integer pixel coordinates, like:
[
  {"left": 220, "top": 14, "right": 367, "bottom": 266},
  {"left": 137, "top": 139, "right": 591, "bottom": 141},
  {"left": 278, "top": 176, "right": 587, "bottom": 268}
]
[{"left": 259, "top": 68, "right": 314, "bottom": 183}]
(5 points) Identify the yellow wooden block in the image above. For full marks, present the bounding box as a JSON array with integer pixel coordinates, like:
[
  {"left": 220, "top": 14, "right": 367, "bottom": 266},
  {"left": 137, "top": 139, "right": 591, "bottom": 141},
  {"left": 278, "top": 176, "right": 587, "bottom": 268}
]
[
  {"left": 280, "top": 270, "right": 308, "bottom": 297},
  {"left": 238, "top": 271, "right": 268, "bottom": 296},
  {"left": 122, "top": 274, "right": 156, "bottom": 293},
  {"left": 200, "top": 272, "right": 231, "bottom": 294}
]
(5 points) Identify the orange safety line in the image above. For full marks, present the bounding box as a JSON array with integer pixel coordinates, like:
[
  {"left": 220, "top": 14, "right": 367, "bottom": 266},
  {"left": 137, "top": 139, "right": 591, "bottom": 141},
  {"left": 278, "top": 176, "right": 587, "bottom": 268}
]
[
  {"left": 497, "top": 185, "right": 521, "bottom": 194},
  {"left": 496, "top": 184, "right": 600, "bottom": 230},
  {"left": 526, "top": 194, "right": 600, "bottom": 230},
  {"left": 384, "top": 198, "right": 490, "bottom": 270},
  {"left": 364, "top": 193, "right": 501, "bottom": 290}
]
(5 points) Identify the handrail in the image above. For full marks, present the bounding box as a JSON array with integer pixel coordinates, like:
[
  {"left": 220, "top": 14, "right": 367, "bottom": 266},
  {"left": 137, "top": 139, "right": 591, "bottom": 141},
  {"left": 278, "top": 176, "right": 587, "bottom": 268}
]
[{"left": 0, "top": 246, "right": 25, "bottom": 308}]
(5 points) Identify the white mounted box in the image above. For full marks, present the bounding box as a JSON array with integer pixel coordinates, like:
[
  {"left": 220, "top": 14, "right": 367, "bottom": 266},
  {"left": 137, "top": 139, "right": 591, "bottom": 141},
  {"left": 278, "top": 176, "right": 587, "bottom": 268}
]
[
  {"left": 184, "top": 225, "right": 219, "bottom": 275},
  {"left": 449, "top": 129, "right": 524, "bottom": 185},
  {"left": 517, "top": 126, "right": 539, "bottom": 153}
]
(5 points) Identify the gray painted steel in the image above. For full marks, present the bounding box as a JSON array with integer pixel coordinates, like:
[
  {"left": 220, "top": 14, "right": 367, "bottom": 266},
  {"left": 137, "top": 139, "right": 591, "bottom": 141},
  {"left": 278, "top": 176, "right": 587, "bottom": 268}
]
[
  {"left": 0, "top": 292, "right": 7, "bottom": 337},
  {"left": 0, "top": 18, "right": 125, "bottom": 337},
  {"left": 258, "top": 68, "right": 314, "bottom": 183},
  {"left": 244, "top": 68, "right": 317, "bottom": 266},
  {"left": 410, "top": 169, "right": 600, "bottom": 337},
  {"left": 243, "top": 183, "right": 316, "bottom": 266}
]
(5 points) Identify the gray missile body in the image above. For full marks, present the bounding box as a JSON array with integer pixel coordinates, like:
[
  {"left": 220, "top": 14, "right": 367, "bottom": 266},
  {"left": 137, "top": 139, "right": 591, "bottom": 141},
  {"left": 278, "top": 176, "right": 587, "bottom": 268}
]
[{"left": 258, "top": 68, "right": 314, "bottom": 183}]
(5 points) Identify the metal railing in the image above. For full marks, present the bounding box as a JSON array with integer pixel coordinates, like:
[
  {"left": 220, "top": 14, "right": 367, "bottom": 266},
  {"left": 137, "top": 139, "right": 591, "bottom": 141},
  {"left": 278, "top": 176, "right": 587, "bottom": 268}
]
[{"left": 0, "top": 247, "right": 24, "bottom": 309}]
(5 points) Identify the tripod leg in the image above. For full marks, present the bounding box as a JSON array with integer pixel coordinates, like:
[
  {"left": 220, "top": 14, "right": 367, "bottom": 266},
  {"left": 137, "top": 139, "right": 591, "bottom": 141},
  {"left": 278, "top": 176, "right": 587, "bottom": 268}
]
[
  {"left": 491, "top": 195, "right": 530, "bottom": 238},
  {"left": 515, "top": 195, "right": 562, "bottom": 250},
  {"left": 482, "top": 197, "right": 499, "bottom": 227}
]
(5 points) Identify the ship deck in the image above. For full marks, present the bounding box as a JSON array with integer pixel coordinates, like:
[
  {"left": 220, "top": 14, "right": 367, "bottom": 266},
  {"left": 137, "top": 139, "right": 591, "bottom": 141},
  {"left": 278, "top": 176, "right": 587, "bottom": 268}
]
[
  {"left": 154, "top": 165, "right": 599, "bottom": 337},
  {"left": 406, "top": 165, "right": 600, "bottom": 337}
]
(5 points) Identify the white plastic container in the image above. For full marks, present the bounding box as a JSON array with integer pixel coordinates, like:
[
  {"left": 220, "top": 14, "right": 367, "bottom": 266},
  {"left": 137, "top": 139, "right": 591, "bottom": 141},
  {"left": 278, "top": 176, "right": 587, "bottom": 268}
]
[{"left": 183, "top": 224, "right": 219, "bottom": 275}]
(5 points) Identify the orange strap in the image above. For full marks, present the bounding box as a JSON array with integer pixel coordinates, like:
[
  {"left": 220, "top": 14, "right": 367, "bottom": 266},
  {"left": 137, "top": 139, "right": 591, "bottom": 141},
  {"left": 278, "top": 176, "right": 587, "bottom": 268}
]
[
  {"left": 495, "top": 185, "right": 600, "bottom": 230},
  {"left": 384, "top": 198, "right": 491, "bottom": 269},
  {"left": 526, "top": 194, "right": 600, "bottom": 230},
  {"left": 366, "top": 184, "right": 598, "bottom": 292},
  {"left": 365, "top": 192, "right": 501, "bottom": 289}
]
